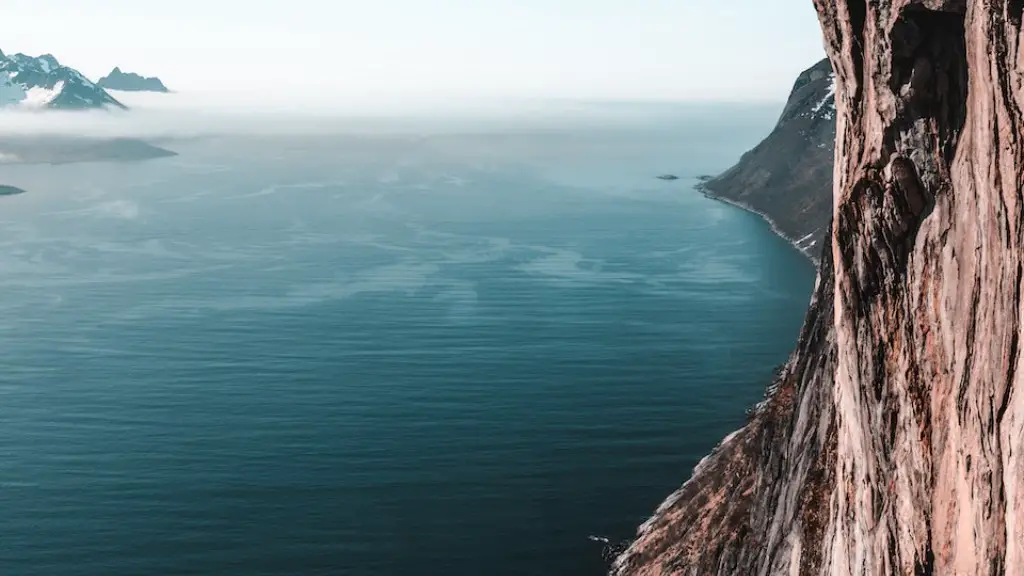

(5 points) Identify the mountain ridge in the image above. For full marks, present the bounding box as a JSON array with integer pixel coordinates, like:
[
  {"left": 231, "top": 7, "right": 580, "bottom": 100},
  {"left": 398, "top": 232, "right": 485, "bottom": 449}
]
[
  {"left": 0, "top": 50, "right": 126, "bottom": 110},
  {"left": 98, "top": 67, "right": 169, "bottom": 93}
]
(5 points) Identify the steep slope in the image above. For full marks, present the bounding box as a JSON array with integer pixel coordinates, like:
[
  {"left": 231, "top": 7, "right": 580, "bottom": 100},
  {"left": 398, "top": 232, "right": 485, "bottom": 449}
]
[
  {"left": 0, "top": 50, "right": 126, "bottom": 109},
  {"left": 97, "top": 67, "right": 169, "bottom": 92},
  {"left": 613, "top": 1, "right": 1024, "bottom": 574},
  {"left": 700, "top": 59, "right": 835, "bottom": 259}
]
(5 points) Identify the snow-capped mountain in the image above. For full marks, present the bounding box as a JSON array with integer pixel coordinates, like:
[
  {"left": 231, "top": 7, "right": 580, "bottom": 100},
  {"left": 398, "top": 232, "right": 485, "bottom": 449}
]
[
  {"left": 98, "top": 67, "right": 169, "bottom": 93},
  {"left": 0, "top": 49, "right": 126, "bottom": 110}
]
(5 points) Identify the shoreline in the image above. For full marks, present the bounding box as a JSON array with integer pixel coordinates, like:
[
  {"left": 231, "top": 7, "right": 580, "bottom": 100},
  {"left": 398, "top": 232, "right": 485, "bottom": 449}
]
[{"left": 695, "top": 182, "right": 820, "bottom": 265}]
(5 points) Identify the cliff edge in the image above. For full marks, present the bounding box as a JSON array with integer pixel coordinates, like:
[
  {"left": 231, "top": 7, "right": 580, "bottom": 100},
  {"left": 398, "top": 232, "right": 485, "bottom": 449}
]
[{"left": 614, "top": 1, "right": 1024, "bottom": 574}]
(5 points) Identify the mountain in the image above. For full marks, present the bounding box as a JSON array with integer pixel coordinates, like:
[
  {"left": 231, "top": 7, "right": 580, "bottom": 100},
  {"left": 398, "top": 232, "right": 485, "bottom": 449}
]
[
  {"left": 613, "top": 1, "right": 1024, "bottom": 574},
  {"left": 97, "top": 67, "right": 169, "bottom": 92},
  {"left": 699, "top": 58, "right": 835, "bottom": 260},
  {"left": 0, "top": 49, "right": 126, "bottom": 109}
]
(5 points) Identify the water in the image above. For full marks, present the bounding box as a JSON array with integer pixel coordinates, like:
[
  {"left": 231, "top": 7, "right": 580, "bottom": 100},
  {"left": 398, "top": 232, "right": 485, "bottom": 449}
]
[{"left": 0, "top": 110, "right": 816, "bottom": 575}]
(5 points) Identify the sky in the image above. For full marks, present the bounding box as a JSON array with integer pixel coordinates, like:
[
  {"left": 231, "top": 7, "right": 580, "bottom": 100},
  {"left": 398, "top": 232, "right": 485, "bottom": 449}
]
[{"left": 2, "top": 0, "right": 824, "bottom": 102}]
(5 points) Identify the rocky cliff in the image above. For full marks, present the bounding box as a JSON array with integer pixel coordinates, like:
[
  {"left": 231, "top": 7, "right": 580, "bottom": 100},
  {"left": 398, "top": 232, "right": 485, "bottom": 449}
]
[
  {"left": 701, "top": 59, "right": 835, "bottom": 260},
  {"left": 613, "top": 1, "right": 1024, "bottom": 574}
]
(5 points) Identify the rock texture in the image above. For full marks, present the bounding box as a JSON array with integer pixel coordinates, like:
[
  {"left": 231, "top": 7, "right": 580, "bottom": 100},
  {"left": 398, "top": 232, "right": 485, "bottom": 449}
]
[
  {"left": 613, "top": 1, "right": 1024, "bottom": 574},
  {"left": 700, "top": 59, "right": 836, "bottom": 259}
]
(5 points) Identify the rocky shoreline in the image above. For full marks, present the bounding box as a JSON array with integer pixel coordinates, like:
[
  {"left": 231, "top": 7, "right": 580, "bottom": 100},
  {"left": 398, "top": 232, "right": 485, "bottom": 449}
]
[{"left": 695, "top": 181, "right": 821, "bottom": 264}]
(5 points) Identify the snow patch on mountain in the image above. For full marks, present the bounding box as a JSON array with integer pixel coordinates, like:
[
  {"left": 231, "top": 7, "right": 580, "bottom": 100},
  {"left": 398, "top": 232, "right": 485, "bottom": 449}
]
[
  {"left": 0, "top": 50, "right": 125, "bottom": 110},
  {"left": 22, "top": 81, "right": 65, "bottom": 107},
  {"left": 811, "top": 75, "right": 836, "bottom": 117}
]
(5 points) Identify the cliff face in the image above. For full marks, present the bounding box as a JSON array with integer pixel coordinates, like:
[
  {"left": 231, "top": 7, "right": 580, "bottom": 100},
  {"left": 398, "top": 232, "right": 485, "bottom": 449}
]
[
  {"left": 613, "top": 1, "right": 1024, "bottom": 574},
  {"left": 701, "top": 59, "right": 836, "bottom": 259}
]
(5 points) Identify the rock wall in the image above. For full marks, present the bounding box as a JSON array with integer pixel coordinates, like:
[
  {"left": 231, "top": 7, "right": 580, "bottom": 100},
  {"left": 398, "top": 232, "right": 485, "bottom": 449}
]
[{"left": 613, "top": 1, "right": 1024, "bottom": 574}]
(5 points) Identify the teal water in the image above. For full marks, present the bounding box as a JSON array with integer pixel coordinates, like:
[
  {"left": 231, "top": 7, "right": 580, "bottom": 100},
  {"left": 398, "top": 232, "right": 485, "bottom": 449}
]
[{"left": 0, "top": 112, "right": 815, "bottom": 575}]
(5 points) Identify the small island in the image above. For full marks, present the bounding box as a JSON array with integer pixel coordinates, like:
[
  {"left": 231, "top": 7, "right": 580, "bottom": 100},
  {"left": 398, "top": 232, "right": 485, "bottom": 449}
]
[
  {"left": 656, "top": 174, "right": 680, "bottom": 181},
  {"left": 0, "top": 136, "right": 177, "bottom": 164},
  {"left": 0, "top": 184, "right": 26, "bottom": 196}
]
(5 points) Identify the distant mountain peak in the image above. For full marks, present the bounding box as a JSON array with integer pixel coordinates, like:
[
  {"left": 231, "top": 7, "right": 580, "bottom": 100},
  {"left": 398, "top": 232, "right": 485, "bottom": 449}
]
[
  {"left": 37, "top": 53, "right": 59, "bottom": 67},
  {"left": 0, "top": 49, "right": 126, "bottom": 110},
  {"left": 98, "top": 67, "right": 169, "bottom": 93}
]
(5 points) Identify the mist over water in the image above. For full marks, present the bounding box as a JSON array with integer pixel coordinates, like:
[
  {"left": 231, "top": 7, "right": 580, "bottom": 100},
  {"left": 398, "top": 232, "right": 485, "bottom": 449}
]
[
  {"left": 0, "top": 105, "right": 814, "bottom": 575},
  {"left": 0, "top": 90, "right": 783, "bottom": 140}
]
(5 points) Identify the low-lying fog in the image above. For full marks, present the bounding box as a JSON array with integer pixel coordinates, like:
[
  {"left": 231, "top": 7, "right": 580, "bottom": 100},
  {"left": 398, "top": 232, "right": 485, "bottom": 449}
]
[{"left": 0, "top": 90, "right": 783, "bottom": 141}]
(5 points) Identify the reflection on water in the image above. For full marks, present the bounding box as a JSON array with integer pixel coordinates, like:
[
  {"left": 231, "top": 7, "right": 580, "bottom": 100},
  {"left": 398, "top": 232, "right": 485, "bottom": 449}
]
[{"left": 0, "top": 122, "right": 814, "bottom": 576}]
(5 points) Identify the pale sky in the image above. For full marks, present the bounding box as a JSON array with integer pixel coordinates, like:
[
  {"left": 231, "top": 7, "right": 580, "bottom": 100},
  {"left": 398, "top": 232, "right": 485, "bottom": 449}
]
[{"left": 2, "top": 0, "right": 825, "bottom": 101}]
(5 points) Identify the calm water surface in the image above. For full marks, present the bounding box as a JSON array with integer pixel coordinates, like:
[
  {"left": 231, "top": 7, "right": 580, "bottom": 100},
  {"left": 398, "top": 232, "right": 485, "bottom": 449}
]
[{"left": 0, "top": 111, "right": 815, "bottom": 575}]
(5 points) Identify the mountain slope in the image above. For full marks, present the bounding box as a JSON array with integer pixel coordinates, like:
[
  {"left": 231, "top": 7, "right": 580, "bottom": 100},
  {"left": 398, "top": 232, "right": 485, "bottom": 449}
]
[
  {"left": 613, "top": 1, "right": 1024, "bottom": 574},
  {"left": 97, "top": 67, "right": 169, "bottom": 92},
  {"left": 700, "top": 58, "right": 835, "bottom": 259},
  {"left": 0, "top": 49, "right": 126, "bottom": 110}
]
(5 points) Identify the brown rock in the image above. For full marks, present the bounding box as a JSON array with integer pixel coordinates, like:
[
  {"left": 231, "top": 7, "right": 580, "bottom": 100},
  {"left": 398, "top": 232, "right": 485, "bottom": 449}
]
[{"left": 613, "top": 1, "right": 1024, "bottom": 574}]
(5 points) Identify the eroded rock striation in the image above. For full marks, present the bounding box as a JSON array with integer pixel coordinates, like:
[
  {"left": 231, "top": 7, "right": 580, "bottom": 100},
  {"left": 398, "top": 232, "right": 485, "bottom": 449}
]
[{"left": 613, "top": 1, "right": 1024, "bottom": 574}]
